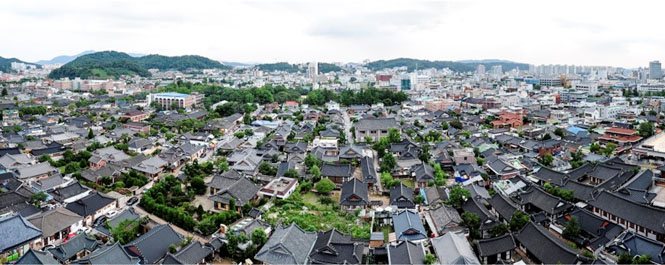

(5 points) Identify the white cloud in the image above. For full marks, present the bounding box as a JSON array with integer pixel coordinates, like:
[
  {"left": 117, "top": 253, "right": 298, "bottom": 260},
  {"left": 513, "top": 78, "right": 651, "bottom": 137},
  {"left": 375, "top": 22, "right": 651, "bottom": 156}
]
[{"left": 0, "top": 0, "right": 664, "bottom": 67}]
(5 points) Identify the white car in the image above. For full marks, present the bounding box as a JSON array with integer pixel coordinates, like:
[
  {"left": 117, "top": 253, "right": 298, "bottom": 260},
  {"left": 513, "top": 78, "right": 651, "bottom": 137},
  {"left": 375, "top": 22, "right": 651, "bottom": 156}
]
[{"left": 106, "top": 210, "right": 118, "bottom": 218}]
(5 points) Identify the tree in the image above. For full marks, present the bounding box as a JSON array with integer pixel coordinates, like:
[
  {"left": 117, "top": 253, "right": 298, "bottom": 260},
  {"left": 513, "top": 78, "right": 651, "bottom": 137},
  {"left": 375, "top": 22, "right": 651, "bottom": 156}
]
[
  {"left": 110, "top": 219, "right": 141, "bottom": 244},
  {"left": 31, "top": 192, "right": 47, "bottom": 205},
  {"left": 259, "top": 162, "right": 277, "bottom": 176},
  {"left": 315, "top": 178, "right": 335, "bottom": 194},
  {"left": 190, "top": 177, "right": 207, "bottom": 195},
  {"left": 251, "top": 228, "right": 268, "bottom": 247},
  {"left": 387, "top": 128, "right": 401, "bottom": 143},
  {"left": 447, "top": 185, "right": 470, "bottom": 208},
  {"left": 462, "top": 212, "right": 481, "bottom": 239},
  {"left": 542, "top": 133, "right": 552, "bottom": 140},
  {"left": 638, "top": 122, "right": 655, "bottom": 138},
  {"left": 441, "top": 121, "right": 449, "bottom": 130},
  {"left": 1, "top": 88, "right": 7, "bottom": 97},
  {"left": 510, "top": 210, "right": 530, "bottom": 231},
  {"left": 87, "top": 128, "right": 94, "bottom": 139},
  {"left": 450, "top": 119, "right": 463, "bottom": 129},
  {"left": 540, "top": 153, "right": 554, "bottom": 166},
  {"left": 562, "top": 217, "right": 581, "bottom": 239},
  {"left": 424, "top": 253, "right": 437, "bottom": 265},
  {"left": 380, "top": 153, "right": 396, "bottom": 172},
  {"left": 490, "top": 223, "right": 509, "bottom": 237},
  {"left": 418, "top": 144, "right": 431, "bottom": 162},
  {"left": 284, "top": 169, "right": 299, "bottom": 179},
  {"left": 590, "top": 142, "right": 601, "bottom": 154},
  {"left": 554, "top": 128, "right": 565, "bottom": 137},
  {"left": 309, "top": 165, "right": 321, "bottom": 179},
  {"left": 602, "top": 143, "right": 617, "bottom": 156}
]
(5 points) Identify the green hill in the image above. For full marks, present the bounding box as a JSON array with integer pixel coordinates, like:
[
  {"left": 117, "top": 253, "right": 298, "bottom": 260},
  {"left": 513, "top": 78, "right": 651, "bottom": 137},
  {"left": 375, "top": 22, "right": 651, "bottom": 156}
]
[
  {"left": 366, "top": 58, "right": 529, "bottom": 72},
  {"left": 0, "top": 57, "right": 40, "bottom": 73},
  {"left": 48, "top": 51, "right": 229, "bottom": 79},
  {"left": 256, "top": 62, "right": 300, "bottom": 73}
]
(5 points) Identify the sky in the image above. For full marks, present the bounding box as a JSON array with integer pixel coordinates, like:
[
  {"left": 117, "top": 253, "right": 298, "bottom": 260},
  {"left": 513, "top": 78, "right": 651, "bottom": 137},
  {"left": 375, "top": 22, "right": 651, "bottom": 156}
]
[{"left": 1, "top": 0, "right": 664, "bottom": 68}]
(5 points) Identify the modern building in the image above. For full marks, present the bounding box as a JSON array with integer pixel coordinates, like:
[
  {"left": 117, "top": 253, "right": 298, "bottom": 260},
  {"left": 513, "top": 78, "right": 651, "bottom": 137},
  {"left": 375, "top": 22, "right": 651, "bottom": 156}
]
[
  {"left": 148, "top": 92, "right": 203, "bottom": 110},
  {"left": 650, "top": 60, "right": 662, "bottom": 80}
]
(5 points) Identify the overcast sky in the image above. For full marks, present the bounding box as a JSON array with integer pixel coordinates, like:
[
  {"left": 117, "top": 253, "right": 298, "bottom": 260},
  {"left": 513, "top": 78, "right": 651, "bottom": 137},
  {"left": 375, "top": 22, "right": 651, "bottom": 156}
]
[{"left": 1, "top": 0, "right": 663, "bottom": 67}]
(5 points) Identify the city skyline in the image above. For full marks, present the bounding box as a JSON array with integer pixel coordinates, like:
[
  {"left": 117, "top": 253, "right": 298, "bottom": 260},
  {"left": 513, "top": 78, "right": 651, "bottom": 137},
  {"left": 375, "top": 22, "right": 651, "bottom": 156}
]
[{"left": 2, "top": 0, "right": 665, "bottom": 68}]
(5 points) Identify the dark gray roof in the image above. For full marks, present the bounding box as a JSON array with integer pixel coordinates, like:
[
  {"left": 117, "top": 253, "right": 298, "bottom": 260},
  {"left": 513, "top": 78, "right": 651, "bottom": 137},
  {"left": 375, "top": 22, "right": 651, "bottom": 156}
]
[
  {"left": 413, "top": 162, "right": 434, "bottom": 182},
  {"left": 209, "top": 177, "right": 260, "bottom": 206},
  {"left": 48, "top": 182, "right": 91, "bottom": 203},
  {"left": 390, "top": 183, "right": 415, "bottom": 209},
  {"left": 254, "top": 224, "right": 317, "bottom": 265},
  {"left": 16, "top": 249, "right": 59, "bottom": 265},
  {"left": 477, "top": 234, "right": 516, "bottom": 257},
  {"left": 431, "top": 232, "right": 481, "bottom": 265},
  {"left": 360, "top": 156, "right": 377, "bottom": 184},
  {"left": 533, "top": 166, "right": 567, "bottom": 185},
  {"left": 0, "top": 214, "right": 42, "bottom": 252},
  {"left": 354, "top": 118, "right": 398, "bottom": 131},
  {"left": 488, "top": 193, "right": 518, "bottom": 221},
  {"left": 65, "top": 192, "right": 116, "bottom": 217},
  {"left": 49, "top": 233, "right": 99, "bottom": 262},
  {"left": 320, "top": 163, "right": 353, "bottom": 178},
  {"left": 393, "top": 209, "right": 427, "bottom": 241},
  {"left": 124, "top": 224, "right": 183, "bottom": 264},
  {"left": 339, "top": 178, "right": 369, "bottom": 207},
  {"left": 557, "top": 208, "right": 624, "bottom": 250},
  {"left": 519, "top": 186, "right": 571, "bottom": 215},
  {"left": 308, "top": 229, "right": 364, "bottom": 264},
  {"left": 95, "top": 207, "right": 141, "bottom": 236},
  {"left": 28, "top": 207, "right": 83, "bottom": 237},
  {"left": 206, "top": 170, "right": 242, "bottom": 190},
  {"left": 428, "top": 205, "right": 462, "bottom": 233},
  {"left": 386, "top": 241, "right": 425, "bottom": 265},
  {"left": 74, "top": 242, "right": 140, "bottom": 265},
  {"left": 162, "top": 241, "right": 212, "bottom": 265},
  {"left": 588, "top": 190, "right": 665, "bottom": 234},
  {"left": 609, "top": 231, "right": 665, "bottom": 264},
  {"left": 514, "top": 222, "right": 583, "bottom": 264}
]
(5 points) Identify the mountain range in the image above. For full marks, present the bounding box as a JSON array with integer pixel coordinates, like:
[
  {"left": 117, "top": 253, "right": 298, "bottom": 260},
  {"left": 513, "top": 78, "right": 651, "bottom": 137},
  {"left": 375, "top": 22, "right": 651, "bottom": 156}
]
[{"left": 48, "top": 51, "right": 230, "bottom": 79}]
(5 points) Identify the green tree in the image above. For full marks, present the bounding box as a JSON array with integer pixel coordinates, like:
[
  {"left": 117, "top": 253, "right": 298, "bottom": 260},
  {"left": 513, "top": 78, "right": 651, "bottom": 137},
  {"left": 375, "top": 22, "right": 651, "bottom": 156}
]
[
  {"left": 1, "top": 88, "right": 7, "bottom": 97},
  {"left": 590, "top": 142, "right": 601, "bottom": 154},
  {"left": 447, "top": 185, "right": 470, "bottom": 208},
  {"left": 510, "top": 210, "right": 530, "bottom": 231},
  {"left": 424, "top": 253, "right": 437, "bottom": 265},
  {"left": 602, "top": 143, "right": 617, "bottom": 156},
  {"left": 462, "top": 212, "right": 481, "bottom": 239},
  {"left": 309, "top": 164, "right": 321, "bottom": 179},
  {"left": 110, "top": 219, "right": 141, "bottom": 244},
  {"left": 540, "top": 153, "right": 554, "bottom": 166},
  {"left": 562, "top": 217, "right": 581, "bottom": 239},
  {"left": 87, "top": 128, "right": 94, "bottom": 139},
  {"left": 251, "top": 228, "right": 268, "bottom": 247},
  {"left": 315, "top": 178, "right": 335, "bottom": 194},
  {"left": 638, "top": 122, "right": 655, "bottom": 138},
  {"left": 554, "top": 128, "right": 565, "bottom": 137},
  {"left": 387, "top": 128, "right": 401, "bottom": 143},
  {"left": 490, "top": 223, "right": 509, "bottom": 237},
  {"left": 542, "top": 133, "right": 552, "bottom": 140},
  {"left": 190, "top": 177, "right": 207, "bottom": 195},
  {"left": 380, "top": 153, "right": 396, "bottom": 172}
]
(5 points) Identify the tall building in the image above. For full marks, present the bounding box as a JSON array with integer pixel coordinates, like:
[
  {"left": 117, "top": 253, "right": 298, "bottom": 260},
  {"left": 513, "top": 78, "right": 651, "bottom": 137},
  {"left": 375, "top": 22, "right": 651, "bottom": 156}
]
[
  {"left": 650, "top": 60, "right": 662, "bottom": 80},
  {"left": 476, "top": 64, "right": 486, "bottom": 76},
  {"left": 308, "top": 62, "right": 318, "bottom": 80}
]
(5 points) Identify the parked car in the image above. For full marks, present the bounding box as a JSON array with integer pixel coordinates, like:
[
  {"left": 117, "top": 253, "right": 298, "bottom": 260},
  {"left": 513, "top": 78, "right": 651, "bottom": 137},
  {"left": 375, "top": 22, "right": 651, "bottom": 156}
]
[
  {"left": 127, "top": 196, "right": 139, "bottom": 206},
  {"left": 106, "top": 210, "right": 118, "bottom": 218},
  {"left": 93, "top": 216, "right": 107, "bottom": 227}
]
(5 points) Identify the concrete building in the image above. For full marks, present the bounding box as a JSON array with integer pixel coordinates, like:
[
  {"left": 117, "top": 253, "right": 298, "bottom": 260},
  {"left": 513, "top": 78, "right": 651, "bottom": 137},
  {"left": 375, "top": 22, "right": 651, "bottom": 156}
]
[
  {"left": 148, "top": 92, "right": 203, "bottom": 110},
  {"left": 650, "top": 60, "right": 662, "bottom": 80}
]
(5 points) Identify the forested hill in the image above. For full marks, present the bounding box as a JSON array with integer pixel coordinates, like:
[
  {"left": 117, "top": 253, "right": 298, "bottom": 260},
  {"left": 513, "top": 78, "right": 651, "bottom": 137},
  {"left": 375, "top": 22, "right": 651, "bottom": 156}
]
[
  {"left": 48, "top": 51, "right": 229, "bottom": 79},
  {"left": 366, "top": 58, "right": 529, "bottom": 72},
  {"left": 0, "top": 57, "right": 40, "bottom": 73}
]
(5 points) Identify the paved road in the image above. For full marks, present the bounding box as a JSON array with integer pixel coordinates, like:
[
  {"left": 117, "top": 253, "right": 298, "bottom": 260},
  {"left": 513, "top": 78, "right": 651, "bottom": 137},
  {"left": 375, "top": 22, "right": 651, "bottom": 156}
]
[{"left": 134, "top": 205, "right": 207, "bottom": 243}]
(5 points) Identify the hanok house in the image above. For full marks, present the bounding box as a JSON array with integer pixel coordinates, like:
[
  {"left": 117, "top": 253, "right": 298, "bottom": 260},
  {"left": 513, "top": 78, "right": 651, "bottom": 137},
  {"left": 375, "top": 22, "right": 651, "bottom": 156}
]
[
  {"left": 254, "top": 223, "right": 317, "bottom": 265},
  {"left": 65, "top": 192, "right": 117, "bottom": 227},
  {"left": 339, "top": 178, "right": 369, "bottom": 211},
  {"left": 28, "top": 207, "right": 83, "bottom": 249},
  {"left": 353, "top": 118, "right": 398, "bottom": 142},
  {"left": 209, "top": 177, "right": 260, "bottom": 212},
  {"left": 320, "top": 163, "right": 353, "bottom": 186},
  {"left": 598, "top": 127, "right": 642, "bottom": 151},
  {"left": 390, "top": 183, "right": 415, "bottom": 209},
  {"left": 0, "top": 215, "right": 42, "bottom": 263},
  {"left": 588, "top": 190, "right": 665, "bottom": 242},
  {"left": 515, "top": 222, "right": 590, "bottom": 264},
  {"left": 477, "top": 234, "right": 516, "bottom": 264},
  {"left": 360, "top": 156, "right": 378, "bottom": 190},
  {"left": 308, "top": 229, "right": 364, "bottom": 265}
]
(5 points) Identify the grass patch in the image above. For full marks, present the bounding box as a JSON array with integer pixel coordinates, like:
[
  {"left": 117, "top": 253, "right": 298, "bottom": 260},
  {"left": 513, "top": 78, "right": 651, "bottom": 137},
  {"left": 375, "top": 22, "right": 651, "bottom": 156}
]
[
  {"left": 401, "top": 178, "right": 415, "bottom": 188},
  {"left": 265, "top": 192, "right": 371, "bottom": 239}
]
